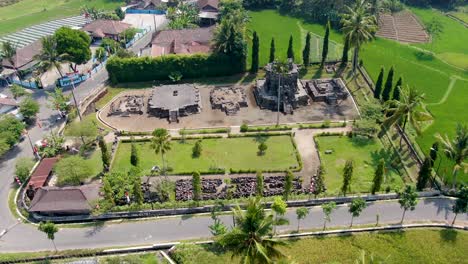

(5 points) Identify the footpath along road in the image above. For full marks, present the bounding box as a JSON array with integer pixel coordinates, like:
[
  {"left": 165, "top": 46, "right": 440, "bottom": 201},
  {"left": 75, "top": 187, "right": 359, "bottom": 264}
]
[{"left": 0, "top": 197, "right": 466, "bottom": 252}]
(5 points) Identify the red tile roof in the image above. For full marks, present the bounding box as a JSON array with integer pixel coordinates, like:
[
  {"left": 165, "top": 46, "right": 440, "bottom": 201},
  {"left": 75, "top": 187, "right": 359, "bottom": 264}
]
[
  {"left": 151, "top": 27, "right": 214, "bottom": 56},
  {"left": 28, "top": 157, "right": 59, "bottom": 189},
  {"left": 0, "top": 97, "right": 18, "bottom": 107},
  {"left": 82, "top": 19, "right": 132, "bottom": 36},
  {"left": 1, "top": 40, "right": 42, "bottom": 69},
  {"left": 198, "top": 0, "right": 219, "bottom": 10}
]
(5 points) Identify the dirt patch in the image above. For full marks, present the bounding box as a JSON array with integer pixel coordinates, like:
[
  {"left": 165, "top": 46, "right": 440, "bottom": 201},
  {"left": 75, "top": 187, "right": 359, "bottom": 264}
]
[{"left": 376, "top": 11, "right": 429, "bottom": 43}]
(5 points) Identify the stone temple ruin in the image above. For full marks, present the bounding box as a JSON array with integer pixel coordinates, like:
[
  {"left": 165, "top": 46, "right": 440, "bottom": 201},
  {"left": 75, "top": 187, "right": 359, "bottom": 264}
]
[
  {"left": 148, "top": 84, "right": 201, "bottom": 123},
  {"left": 108, "top": 95, "right": 144, "bottom": 117},
  {"left": 254, "top": 60, "right": 310, "bottom": 114},
  {"left": 210, "top": 86, "right": 248, "bottom": 115},
  {"left": 303, "top": 78, "right": 349, "bottom": 105}
]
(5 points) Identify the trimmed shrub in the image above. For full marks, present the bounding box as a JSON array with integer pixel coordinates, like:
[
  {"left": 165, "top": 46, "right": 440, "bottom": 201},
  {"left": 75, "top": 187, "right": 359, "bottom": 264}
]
[{"left": 106, "top": 53, "right": 244, "bottom": 83}]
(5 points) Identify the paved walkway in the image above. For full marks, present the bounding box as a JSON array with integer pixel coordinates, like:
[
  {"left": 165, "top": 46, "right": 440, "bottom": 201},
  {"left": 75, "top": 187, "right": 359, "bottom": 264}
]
[{"left": 0, "top": 197, "right": 465, "bottom": 252}]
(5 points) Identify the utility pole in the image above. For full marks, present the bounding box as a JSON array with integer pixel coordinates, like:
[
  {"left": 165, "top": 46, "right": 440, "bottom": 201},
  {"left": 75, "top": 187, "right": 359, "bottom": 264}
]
[
  {"left": 67, "top": 74, "right": 82, "bottom": 121},
  {"left": 276, "top": 73, "right": 281, "bottom": 126}
]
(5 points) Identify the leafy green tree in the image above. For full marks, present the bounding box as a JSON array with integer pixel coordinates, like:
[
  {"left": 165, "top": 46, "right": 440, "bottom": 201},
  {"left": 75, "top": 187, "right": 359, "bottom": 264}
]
[
  {"left": 115, "top": 7, "right": 125, "bottom": 20},
  {"left": 451, "top": 186, "right": 468, "bottom": 226},
  {"left": 102, "top": 177, "right": 115, "bottom": 206},
  {"left": 0, "top": 139, "right": 9, "bottom": 157},
  {"left": 381, "top": 86, "right": 432, "bottom": 147},
  {"left": 40, "top": 131, "right": 64, "bottom": 158},
  {"left": 130, "top": 141, "right": 139, "bottom": 167},
  {"left": 38, "top": 222, "right": 59, "bottom": 252},
  {"left": 302, "top": 32, "right": 311, "bottom": 67},
  {"left": 256, "top": 170, "right": 264, "bottom": 197},
  {"left": 340, "top": 36, "right": 349, "bottom": 67},
  {"left": 381, "top": 66, "right": 394, "bottom": 101},
  {"left": 66, "top": 118, "right": 98, "bottom": 144},
  {"left": 15, "top": 157, "right": 35, "bottom": 183},
  {"left": 132, "top": 176, "right": 144, "bottom": 205},
  {"left": 101, "top": 38, "right": 121, "bottom": 54},
  {"left": 295, "top": 207, "right": 309, "bottom": 231},
  {"left": 371, "top": 158, "right": 385, "bottom": 194},
  {"left": 251, "top": 31, "right": 259, "bottom": 73},
  {"left": 167, "top": 2, "right": 199, "bottom": 29},
  {"left": 257, "top": 141, "right": 268, "bottom": 156},
  {"left": 284, "top": 170, "right": 294, "bottom": 200},
  {"left": 95, "top": 47, "right": 107, "bottom": 63},
  {"left": 348, "top": 198, "right": 367, "bottom": 227},
  {"left": 217, "top": 197, "right": 287, "bottom": 263},
  {"left": 341, "top": 0, "right": 377, "bottom": 73},
  {"left": 19, "top": 97, "right": 40, "bottom": 122},
  {"left": 398, "top": 185, "right": 418, "bottom": 224},
  {"left": 10, "top": 84, "right": 27, "bottom": 99},
  {"left": 192, "top": 171, "right": 202, "bottom": 201},
  {"left": 341, "top": 159, "right": 354, "bottom": 196},
  {"left": 0, "top": 115, "right": 25, "bottom": 147},
  {"left": 426, "top": 18, "right": 443, "bottom": 52},
  {"left": 322, "top": 201, "right": 337, "bottom": 230},
  {"left": 34, "top": 36, "right": 65, "bottom": 77},
  {"left": 99, "top": 136, "right": 110, "bottom": 170},
  {"left": 150, "top": 128, "right": 172, "bottom": 173},
  {"left": 46, "top": 87, "right": 71, "bottom": 112},
  {"left": 436, "top": 124, "right": 467, "bottom": 189},
  {"left": 269, "top": 37, "right": 276, "bottom": 63},
  {"left": 55, "top": 156, "right": 92, "bottom": 186},
  {"left": 373, "top": 67, "right": 384, "bottom": 99},
  {"left": 271, "top": 196, "right": 288, "bottom": 235},
  {"left": 416, "top": 158, "right": 432, "bottom": 191},
  {"left": 393, "top": 77, "right": 402, "bottom": 101},
  {"left": 192, "top": 140, "right": 202, "bottom": 158},
  {"left": 54, "top": 27, "right": 91, "bottom": 71},
  {"left": 1, "top": 41, "right": 17, "bottom": 75},
  {"left": 286, "top": 35, "right": 294, "bottom": 60},
  {"left": 321, "top": 20, "right": 330, "bottom": 66}
]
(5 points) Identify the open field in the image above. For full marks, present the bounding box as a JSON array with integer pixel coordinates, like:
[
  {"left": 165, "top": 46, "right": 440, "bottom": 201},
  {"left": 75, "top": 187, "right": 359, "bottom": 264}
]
[
  {"left": 0, "top": 0, "right": 124, "bottom": 36},
  {"left": 112, "top": 136, "right": 299, "bottom": 174},
  {"left": 315, "top": 136, "right": 405, "bottom": 195},
  {"left": 171, "top": 229, "right": 468, "bottom": 264},
  {"left": 245, "top": 9, "right": 467, "bottom": 184},
  {"left": 247, "top": 10, "right": 343, "bottom": 67}
]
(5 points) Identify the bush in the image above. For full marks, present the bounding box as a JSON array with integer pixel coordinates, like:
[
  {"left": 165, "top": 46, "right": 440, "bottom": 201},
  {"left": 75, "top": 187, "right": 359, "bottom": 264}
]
[
  {"left": 15, "top": 157, "right": 35, "bottom": 183},
  {"left": 106, "top": 53, "right": 244, "bottom": 84},
  {"left": 240, "top": 123, "right": 248, "bottom": 132},
  {"left": 192, "top": 140, "right": 202, "bottom": 158}
]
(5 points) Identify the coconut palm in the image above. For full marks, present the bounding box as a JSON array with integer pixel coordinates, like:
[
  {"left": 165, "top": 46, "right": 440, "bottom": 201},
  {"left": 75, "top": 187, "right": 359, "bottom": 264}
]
[
  {"left": 341, "top": 0, "right": 378, "bottom": 73},
  {"left": 1, "top": 41, "right": 18, "bottom": 75},
  {"left": 218, "top": 197, "right": 288, "bottom": 264},
  {"left": 34, "top": 36, "right": 65, "bottom": 77},
  {"left": 436, "top": 124, "right": 468, "bottom": 189},
  {"left": 380, "top": 86, "right": 432, "bottom": 147},
  {"left": 150, "top": 128, "right": 172, "bottom": 174},
  {"left": 212, "top": 10, "right": 247, "bottom": 58}
]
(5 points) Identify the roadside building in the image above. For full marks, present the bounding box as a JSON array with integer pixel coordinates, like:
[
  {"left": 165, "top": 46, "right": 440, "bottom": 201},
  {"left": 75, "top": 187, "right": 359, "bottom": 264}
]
[
  {"left": 0, "top": 40, "right": 42, "bottom": 78},
  {"left": 197, "top": 0, "right": 219, "bottom": 25},
  {"left": 81, "top": 20, "right": 132, "bottom": 41},
  {"left": 149, "top": 26, "right": 214, "bottom": 57}
]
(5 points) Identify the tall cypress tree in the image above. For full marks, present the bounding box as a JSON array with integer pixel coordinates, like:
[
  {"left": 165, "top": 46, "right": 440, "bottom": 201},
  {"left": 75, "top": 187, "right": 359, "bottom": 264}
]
[
  {"left": 382, "top": 66, "right": 394, "bottom": 101},
  {"left": 341, "top": 159, "right": 354, "bottom": 196},
  {"left": 192, "top": 171, "right": 201, "bottom": 201},
  {"left": 133, "top": 176, "right": 144, "bottom": 205},
  {"left": 284, "top": 170, "right": 294, "bottom": 201},
  {"left": 371, "top": 159, "right": 385, "bottom": 194},
  {"left": 98, "top": 136, "right": 110, "bottom": 171},
  {"left": 302, "top": 32, "right": 311, "bottom": 67},
  {"left": 417, "top": 158, "right": 432, "bottom": 191},
  {"left": 321, "top": 20, "right": 330, "bottom": 66},
  {"left": 256, "top": 170, "right": 264, "bottom": 197},
  {"left": 287, "top": 35, "right": 294, "bottom": 61},
  {"left": 269, "top": 37, "right": 275, "bottom": 63},
  {"left": 340, "top": 37, "right": 349, "bottom": 67},
  {"left": 393, "top": 77, "right": 402, "bottom": 101},
  {"left": 251, "top": 31, "right": 259, "bottom": 73},
  {"left": 374, "top": 67, "right": 384, "bottom": 99}
]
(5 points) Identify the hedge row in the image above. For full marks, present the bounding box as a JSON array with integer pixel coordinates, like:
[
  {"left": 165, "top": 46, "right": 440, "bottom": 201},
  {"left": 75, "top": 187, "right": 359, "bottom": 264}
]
[
  {"left": 242, "top": 125, "right": 293, "bottom": 133},
  {"left": 120, "top": 135, "right": 224, "bottom": 143},
  {"left": 106, "top": 53, "right": 245, "bottom": 83},
  {"left": 181, "top": 128, "right": 231, "bottom": 135},
  {"left": 228, "top": 132, "right": 292, "bottom": 138}
]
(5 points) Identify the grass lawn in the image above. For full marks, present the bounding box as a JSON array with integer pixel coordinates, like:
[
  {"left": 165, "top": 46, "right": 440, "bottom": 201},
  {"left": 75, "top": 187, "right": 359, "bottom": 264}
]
[
  {"left": 247, "top": 10, "right": 344, "bottom": 67},
  {"left": 0, "top": 0, "right": 124, "bottom": 36},
  {"left": 112, "top": 136, "right": 299, "bottom": 174},
  {"left": 315, "top": 136, "right": 404, "bottom": 195},
  {"left": 171, "top": 229, "right": 468, "bottom": 264}
]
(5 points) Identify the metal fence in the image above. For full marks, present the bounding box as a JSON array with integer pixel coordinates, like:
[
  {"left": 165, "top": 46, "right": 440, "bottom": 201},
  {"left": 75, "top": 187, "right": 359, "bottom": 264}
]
[{"left": 125, "top": 9, "right": 166, "bottom": 15}]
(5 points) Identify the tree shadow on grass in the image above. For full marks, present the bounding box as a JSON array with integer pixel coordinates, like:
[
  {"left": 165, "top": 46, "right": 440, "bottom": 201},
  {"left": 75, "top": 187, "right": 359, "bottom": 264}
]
[
  {"left": 414, "top": 51, "right": 435, "bottom": 62},
  {"left": 350, "top": 135, "right": 375, "bottom": 147},
  {"left": 312, "top": 67, "right": 324, "bottom": 79},
  {"left": 367, "top": 148, "right": 403, "bottom": 172},
  {"left": 439, "top": 229, "right": 458, "bottom": 243},
  {"left": 253, "top": 135, "right": 270, "bottom": 144}
]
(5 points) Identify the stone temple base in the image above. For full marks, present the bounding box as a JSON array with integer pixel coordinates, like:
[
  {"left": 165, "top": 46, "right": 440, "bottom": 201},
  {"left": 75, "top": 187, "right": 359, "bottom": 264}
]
[{"left": 254, "top": 79, "right": 310, "bottom": 112}]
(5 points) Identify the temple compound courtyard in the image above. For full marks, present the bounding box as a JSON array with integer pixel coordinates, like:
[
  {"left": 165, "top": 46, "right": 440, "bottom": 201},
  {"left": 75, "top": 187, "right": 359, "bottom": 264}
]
[{"left": 99, "top": 61, "right": 359, "bottom": 131}]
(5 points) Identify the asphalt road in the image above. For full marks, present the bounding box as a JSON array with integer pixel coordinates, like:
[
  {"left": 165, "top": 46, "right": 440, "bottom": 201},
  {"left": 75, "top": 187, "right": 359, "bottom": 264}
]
[{"left": 0, "top": 197, "right": 466, "bottom": 252}]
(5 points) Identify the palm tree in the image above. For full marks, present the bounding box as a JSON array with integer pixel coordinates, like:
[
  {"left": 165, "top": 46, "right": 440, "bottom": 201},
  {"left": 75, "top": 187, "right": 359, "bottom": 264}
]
[
  {"left": 381, "top": 86, "right": 432, "bottom": 147},
  {"left": 150, "top": 128, "right": 172, "bottom": 175},
  {"left": 1, "top": 41, "right": 18, "bottom": 76},
  {"left": 34, "top": 36, "right": 65, "bottom": 77},
  {"left": 436, "top": 124, "right": 468, "bottom": 189},
  {"left": 341, "top": 0, "right": 378, "bottom": 73},
  {"left": 218, "top": 197, "right": 288, "bottom": 264}
]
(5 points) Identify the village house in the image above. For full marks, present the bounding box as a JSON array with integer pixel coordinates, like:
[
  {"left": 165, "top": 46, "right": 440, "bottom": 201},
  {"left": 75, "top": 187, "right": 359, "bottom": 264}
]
[
  {"left": 0, "top": 40, "right": 42, "bottom": 78},
  {"left": 81, "top": 19, "right": 132, "bottom": 41},
  {"left": 149, "top": 26, "right": 214, "bottom": 57},
  {"left": 197, "top": 0, "right": 219, "bottom": 24},
  {"left": 129, "top": 0, "right": 165, "bottom": 10}
]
